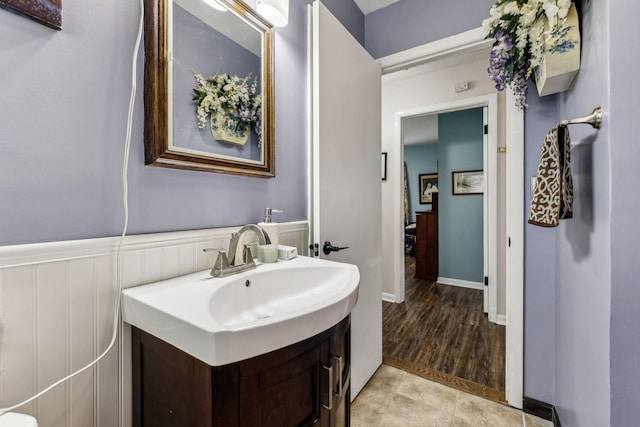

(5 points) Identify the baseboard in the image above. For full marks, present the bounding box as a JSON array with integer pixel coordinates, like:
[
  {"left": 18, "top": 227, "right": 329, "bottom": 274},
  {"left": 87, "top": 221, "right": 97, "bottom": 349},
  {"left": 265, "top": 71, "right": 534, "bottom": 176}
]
[
  {"left": 437, "top": 277, "right": 484, "bottom": 290},
  {"left": 523, "top": 396, "right": 562, "bottom": 427},
  {"left": 382, "top": 292, "right": 396, "bottom": 302},
  {"left": 496, "top": 314, "right": 506, "bottom": 325}
]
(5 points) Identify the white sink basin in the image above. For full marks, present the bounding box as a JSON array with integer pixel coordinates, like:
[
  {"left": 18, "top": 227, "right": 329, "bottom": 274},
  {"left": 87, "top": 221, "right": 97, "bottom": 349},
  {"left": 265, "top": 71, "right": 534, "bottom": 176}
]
[{"left": 121, "top": 256, "right": 359, "bottom": 366}]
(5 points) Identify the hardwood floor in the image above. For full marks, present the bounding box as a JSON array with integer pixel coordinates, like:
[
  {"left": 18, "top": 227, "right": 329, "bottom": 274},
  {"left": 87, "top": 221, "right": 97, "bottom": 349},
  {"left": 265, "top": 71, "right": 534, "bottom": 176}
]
[{"left": 382, "top": 255, "right": 506, "bottom": 402}]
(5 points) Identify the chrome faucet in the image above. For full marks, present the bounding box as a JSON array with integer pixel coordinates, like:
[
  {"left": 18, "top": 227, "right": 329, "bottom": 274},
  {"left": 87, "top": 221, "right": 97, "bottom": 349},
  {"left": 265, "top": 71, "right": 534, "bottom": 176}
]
[
  {"left": 203, "top": 224, "right": 272, "bottom": 278},
  {"left": 227, "top": 224, "right": 271, "bottom": 265}
]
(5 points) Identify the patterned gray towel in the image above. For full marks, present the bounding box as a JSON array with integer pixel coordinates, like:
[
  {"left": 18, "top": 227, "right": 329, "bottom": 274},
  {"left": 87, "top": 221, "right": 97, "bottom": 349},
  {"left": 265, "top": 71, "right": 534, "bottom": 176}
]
[{"left": 528, "top": 124, "right": 573, "bottom": 227}]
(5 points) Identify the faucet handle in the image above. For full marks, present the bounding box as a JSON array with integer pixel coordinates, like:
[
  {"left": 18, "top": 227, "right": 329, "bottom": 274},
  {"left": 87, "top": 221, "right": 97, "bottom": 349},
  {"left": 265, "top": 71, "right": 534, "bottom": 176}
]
[
  {"left": 203, "top": 248, "right": 226, "bottom": 253},
  {"left": 203, "top": 248, "right": 227, "bottom": 259},
  {"left": 242, "top": 245, "right": 254, "bottom": 263},
  {"left": 202, "top": 248, "right": 230, "bottom": 277}
]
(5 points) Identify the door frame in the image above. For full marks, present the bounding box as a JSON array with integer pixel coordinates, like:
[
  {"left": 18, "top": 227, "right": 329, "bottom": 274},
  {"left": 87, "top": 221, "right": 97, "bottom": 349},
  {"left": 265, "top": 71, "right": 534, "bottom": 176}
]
[
  {"left": 378, "top": 28, "right": 524, "bottom": 408},
  {"left": 397, "top": 95, "right": 498, "bottom": 322}
]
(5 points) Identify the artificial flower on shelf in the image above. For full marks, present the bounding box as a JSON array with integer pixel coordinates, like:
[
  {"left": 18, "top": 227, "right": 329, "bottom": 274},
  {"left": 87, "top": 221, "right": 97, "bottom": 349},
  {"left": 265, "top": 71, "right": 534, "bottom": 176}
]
[
  {"left": 192, "top": 71, "right": 262, "bottom": 145},
  {"left": 482, "top": 0, "right": 574, "bottom": 109}
]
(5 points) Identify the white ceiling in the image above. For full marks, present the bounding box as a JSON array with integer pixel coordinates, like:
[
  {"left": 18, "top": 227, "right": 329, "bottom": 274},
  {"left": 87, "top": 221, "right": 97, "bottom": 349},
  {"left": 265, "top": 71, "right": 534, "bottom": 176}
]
[
  {"left": 403, "top": 114, "right": 438, "bottom": 146},
  {"left": 353, "top": 0, "right": 404, "bottom": 15}
]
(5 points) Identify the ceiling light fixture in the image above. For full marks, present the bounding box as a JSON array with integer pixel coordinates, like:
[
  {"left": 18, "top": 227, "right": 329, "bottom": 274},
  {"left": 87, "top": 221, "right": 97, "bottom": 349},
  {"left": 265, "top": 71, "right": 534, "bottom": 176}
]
[
  {"left": 256, "top": 0, "right": 289, "bottom": 27},
  {"left": 202, "top": 0, "right": 227, "bottom": 12}
]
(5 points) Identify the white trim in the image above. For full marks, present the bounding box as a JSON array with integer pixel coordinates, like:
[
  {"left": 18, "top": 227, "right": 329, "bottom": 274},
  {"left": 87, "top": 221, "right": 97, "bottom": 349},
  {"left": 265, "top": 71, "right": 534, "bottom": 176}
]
[
  {"left": 505, "top": 90, "right": 524, "bottom": 408},
  {"left": 306, "top": 3, "right": 315, "bottom": 251},
  {"left": 437, "top": 277, "right": 484, "bottom": 290},
  {"left": 392, "top": 93, "right": 498, "bottom": 303},
  {"left": 483, "top": 106, "right": 489, "bottom": 315},
  {"left": 394, "top": 110, "right": 405, "bottom": 304},
  {"left": 487, "top": 97, "right": 499, "bottom": 324},
  {"left": 497, "top": 315, "right": 507, "bottom": 326},
  {"left": 378, "top": 27, "right": 491, "bottom": 75},
  {"left": 0, "top": 221, "right": 309, "bottom": 268},
  {"left": 382, "top": 292, "right": 397, "bottom": 303},
  {"left": 310, "top": 2, "right": 322, "bottom": 250}
]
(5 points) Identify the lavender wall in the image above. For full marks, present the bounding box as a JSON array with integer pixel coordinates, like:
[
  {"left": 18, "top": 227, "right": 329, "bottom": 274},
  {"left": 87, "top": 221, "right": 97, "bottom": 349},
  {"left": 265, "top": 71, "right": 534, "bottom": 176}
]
[
  {"left": 0, "top": 0, "right": 363, "bottom": 246},
  {"left": 608, "top": 1, "right": 640, "bottom": 425},
  {"left": 364, "top": 0, "right": 495, "bottom": 59},
  {"left": 548, "top": 0, "right": 611, "bottom": 424},
  {"left": 523, "top": 85, "right": 558, "bottom": 404}
]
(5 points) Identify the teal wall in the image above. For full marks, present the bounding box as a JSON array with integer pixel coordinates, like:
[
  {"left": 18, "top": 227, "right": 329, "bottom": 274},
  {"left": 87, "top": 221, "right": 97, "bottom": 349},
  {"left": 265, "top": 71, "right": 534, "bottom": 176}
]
[
  {"left": 404, "top": 144, "right": 438, "bottom": 223},
  {"left": 437, "top": 108, "right": 483, "bottom": 283}
]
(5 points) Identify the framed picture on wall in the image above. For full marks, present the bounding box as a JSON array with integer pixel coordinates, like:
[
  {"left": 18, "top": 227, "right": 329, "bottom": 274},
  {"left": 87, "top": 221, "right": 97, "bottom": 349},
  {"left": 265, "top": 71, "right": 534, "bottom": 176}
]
[
  {"left": 0, "top": 0, "right": 62, "bottom": 30},
  {"left": 452, "top": 170, "right": 484, "bottom": 195},
  {"left": 419, "top": 173, "right": 438, "bottom": 204}
]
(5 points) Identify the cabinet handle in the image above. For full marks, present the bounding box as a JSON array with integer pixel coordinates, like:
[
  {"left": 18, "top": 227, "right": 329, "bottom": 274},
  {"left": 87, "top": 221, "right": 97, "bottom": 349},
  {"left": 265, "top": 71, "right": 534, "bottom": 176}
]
[
  {"left": 342, "top": 365, "right": 351, "bottom": 397},
  {"left": 332, "top": 356, "right": 343, "bottom": 396},
  {"left": 321, "top": 365, "right": 333, "bottom": 411}
]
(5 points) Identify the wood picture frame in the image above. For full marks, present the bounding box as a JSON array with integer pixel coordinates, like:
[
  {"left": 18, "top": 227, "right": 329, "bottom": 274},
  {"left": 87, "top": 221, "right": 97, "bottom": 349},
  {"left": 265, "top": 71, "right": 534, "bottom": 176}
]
[
  {"left": 0, "top": 0, "right": 62, "bottom": 30},
  {"left": 419, "top": 173, "right": 438, "bottom": 204},
  {"left": 452, "top": 170, "right": 484, "bottom": 195},
  {"left": 143, "top": 0, "right": 275, "bottom": 177}
]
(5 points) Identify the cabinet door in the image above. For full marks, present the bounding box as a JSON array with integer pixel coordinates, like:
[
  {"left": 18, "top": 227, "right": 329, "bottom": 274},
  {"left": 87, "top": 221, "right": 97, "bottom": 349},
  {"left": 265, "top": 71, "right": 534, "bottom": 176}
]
[
  {"left": 239, "top": 340, "right": 330, "bottom": 427},
  {"left": 415, "top": 212, "right": 438, "bottom": 281},
  {"left": 330, "top": 317, "right": 351, "bottom": 427},
  {"left": 132, "top": 328, "right": 213, "bottom": 427}
]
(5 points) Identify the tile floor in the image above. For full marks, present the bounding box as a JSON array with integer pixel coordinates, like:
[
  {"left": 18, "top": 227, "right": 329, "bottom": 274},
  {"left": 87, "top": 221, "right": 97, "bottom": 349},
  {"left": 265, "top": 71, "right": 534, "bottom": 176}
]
[{"left": 351, "top": 365, "right": 552, "bottom": 427}]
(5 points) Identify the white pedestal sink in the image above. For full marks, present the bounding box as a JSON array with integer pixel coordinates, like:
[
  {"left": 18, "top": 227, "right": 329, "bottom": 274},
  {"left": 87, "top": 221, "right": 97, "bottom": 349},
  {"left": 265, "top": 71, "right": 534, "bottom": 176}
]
[{"left": 121, "top": 256, "right": 359, "bottom": 366}]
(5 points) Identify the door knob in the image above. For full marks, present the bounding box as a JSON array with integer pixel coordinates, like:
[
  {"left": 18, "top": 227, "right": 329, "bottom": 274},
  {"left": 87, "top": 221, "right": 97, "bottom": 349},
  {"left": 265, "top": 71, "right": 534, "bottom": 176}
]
[{"left": 323, "top": 241, "right": 349, "bottom": 255}]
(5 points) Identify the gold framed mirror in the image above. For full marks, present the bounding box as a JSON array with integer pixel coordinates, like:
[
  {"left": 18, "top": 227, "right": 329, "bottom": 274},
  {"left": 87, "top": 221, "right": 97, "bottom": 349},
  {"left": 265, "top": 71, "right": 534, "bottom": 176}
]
[{"left": 144, "top": 0, "right": 275, "bottom": 177}]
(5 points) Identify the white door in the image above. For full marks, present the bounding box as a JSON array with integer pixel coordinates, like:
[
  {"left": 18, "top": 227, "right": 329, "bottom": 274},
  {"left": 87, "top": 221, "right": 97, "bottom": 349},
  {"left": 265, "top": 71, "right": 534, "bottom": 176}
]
[{"left": 310, "top": 1, "right": 382, "bottom": 400}]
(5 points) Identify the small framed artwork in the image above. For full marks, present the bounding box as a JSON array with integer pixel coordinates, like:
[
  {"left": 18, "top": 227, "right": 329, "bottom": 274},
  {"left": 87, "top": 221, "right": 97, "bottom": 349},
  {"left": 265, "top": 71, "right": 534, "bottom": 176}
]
[
  {"left": 452, "top": 170, "right": 484, "bottom": 195},
  {"left": 381, "top": 152, "right": 388, "bottom": 181},
  {"left": 419, "top": 173, "right": 438, "bottom": 204},
  {"left": 0, "top": 0, "right": 62, "bottom": 30}
]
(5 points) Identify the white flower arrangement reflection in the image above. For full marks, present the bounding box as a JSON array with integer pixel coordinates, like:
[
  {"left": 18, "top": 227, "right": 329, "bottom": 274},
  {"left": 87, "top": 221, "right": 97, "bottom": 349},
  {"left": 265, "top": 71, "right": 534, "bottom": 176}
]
[
  {"left": 482, "top": 0, "right": 574, "bottom": 109},
  {"left": 192, "top": 71, "right": 262, "bottom": 142}
]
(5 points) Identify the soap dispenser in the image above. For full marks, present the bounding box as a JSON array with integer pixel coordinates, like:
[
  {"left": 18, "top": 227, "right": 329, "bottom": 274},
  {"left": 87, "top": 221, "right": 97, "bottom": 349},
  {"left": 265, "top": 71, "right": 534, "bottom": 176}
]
[
  {"left": 256, "top": 208, "right": 282, "bottom": 263},
  {"left": 258, "top": 207, "right": 282, "bottom": 247}
]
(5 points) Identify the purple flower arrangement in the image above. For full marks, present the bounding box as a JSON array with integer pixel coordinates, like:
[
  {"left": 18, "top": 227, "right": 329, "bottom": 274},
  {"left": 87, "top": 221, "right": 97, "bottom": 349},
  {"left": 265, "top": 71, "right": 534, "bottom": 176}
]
[{"left": 483, "top": 0, "right": 573, "bottom": 109}]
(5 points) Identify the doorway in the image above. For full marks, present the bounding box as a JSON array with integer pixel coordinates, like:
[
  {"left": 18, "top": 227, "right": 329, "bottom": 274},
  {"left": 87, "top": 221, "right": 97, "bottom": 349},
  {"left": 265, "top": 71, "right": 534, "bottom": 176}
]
[
  {"left": 378, "top": 34, "right": 524, "bottom": 407},
  {"left": 384, "top": 104, "right": 507, "bottom": 401}
]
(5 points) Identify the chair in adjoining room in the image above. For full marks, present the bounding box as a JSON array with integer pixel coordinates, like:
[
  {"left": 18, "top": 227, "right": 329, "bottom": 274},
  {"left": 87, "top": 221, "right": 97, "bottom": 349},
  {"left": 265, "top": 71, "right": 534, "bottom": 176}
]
[{"left": 405, "top": 222, "right": 416, "bottom": 256}]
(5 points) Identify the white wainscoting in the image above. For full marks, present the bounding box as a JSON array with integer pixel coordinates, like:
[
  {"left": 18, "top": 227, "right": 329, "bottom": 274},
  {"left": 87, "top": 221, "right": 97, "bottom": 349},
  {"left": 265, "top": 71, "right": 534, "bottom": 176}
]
[{"left": 0, "top": 222, "right": 309, "bottom": 427}]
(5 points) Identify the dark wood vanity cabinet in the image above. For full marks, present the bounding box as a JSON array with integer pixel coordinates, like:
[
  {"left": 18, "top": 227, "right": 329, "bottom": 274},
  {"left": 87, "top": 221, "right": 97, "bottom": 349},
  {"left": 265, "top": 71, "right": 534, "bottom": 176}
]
[
  {"left": 415, "top": 211, "right": 438, "bottom": 281},
  {"left": 132, "top": 315, "right": 351, "bottom": 427}
]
